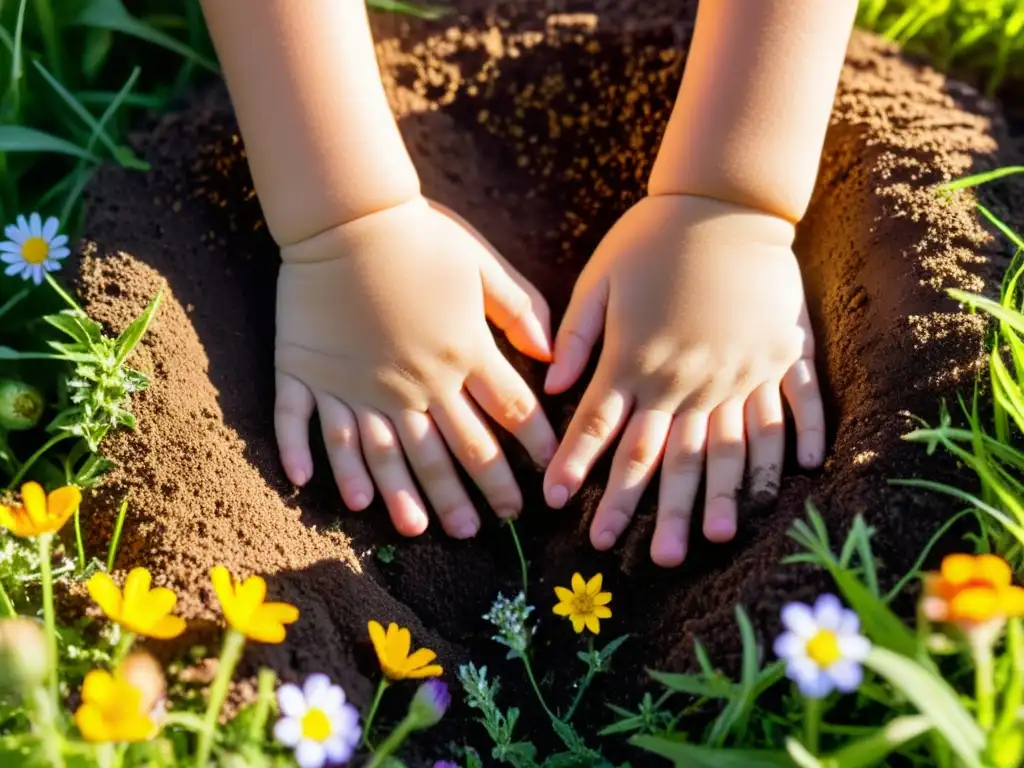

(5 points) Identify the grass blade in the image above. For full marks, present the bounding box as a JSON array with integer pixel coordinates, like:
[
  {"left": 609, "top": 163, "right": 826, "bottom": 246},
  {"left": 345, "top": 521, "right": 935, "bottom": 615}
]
[{"left": 0, "top": 126, "right": 99, "bottom": 162}]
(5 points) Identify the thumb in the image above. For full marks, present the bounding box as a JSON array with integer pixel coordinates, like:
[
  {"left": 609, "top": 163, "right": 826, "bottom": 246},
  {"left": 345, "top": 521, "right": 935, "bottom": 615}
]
[
  {"left": 478, "top": 254, "right": 553, "bottom": 363},
  {"left": 545, "top": 274, "right": 609, "bottom": 394}
]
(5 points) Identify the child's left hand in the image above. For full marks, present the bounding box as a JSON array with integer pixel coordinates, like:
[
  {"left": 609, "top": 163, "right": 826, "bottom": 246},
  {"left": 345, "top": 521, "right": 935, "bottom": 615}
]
[{"left": 543, "top": 194, "right": 826, "bottom": 567}]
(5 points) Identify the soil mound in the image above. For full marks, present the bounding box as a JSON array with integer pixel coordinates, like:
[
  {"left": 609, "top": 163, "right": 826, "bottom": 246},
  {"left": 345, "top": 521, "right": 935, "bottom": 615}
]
[{"left": 75, "top": 1, "right": 1022, "bottom": 759}]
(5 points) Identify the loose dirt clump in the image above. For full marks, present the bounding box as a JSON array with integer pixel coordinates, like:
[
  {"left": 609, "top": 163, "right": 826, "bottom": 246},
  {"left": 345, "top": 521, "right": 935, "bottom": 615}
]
[{"left": 74, "top": 0, "right": 1022, "bottom": 761}]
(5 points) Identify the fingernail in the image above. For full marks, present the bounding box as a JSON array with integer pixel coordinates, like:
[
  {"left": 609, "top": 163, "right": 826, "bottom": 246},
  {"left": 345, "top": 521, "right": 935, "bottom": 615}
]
[
  {"left": 350, "top": 492, "right": 369, "bottom": 510},
  {"left": 496, "top": 506, "right": 520, "bottom": 520},
  {"left": 548, "top": 484, "right": 569, "bottom": 508},
  {"left": 290, "top": 466, "right": 309, "bottom": 486},
  {"left": 456, "top": 523, "right": 478, "bottom": 539},
  {"left": 543, "top": 366, "right": 559, "bottom": 392},
  {"left": 594, "top": 530, "right": 616, "bottom": 549}
]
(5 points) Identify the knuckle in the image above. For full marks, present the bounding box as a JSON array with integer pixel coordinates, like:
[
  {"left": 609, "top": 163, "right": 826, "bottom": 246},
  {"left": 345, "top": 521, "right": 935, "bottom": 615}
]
[
  {"left": 748, "top": 419, "right": 784, "bottom": 441},
  {"left": 664, "top": 447, "right": 704, "bottom": 475},
  {"left": 497, "top": 392, "right": 533, "bottom": 426},
  {"left": 415, "top": 458, "right": 451, "bottom": 486},
  {"left": 624, "top": 441, "right": 660, "bottom": 475},
  {"left": 580, "top": 411, "right": 614, "bottom": 440},
  {"left": 460, "top": 438, "right": 495, "bottom": 466},
  {"left": 365, "top": 434, "right": 401, "bottom": 464},
  {"left": 658, "top": 504, "right": 692, "bottom": 522},
  {"left": 486, "top": 484, "right": 520, "bottom": 509},
  {"left": 323, "top": 423, "right": 357, "bottom": 450}
]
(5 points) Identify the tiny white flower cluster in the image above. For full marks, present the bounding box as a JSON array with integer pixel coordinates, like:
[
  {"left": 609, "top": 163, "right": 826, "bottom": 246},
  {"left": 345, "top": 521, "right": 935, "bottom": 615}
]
[{"left": 484, "top": 592, "right": 535, "bottom": 657}]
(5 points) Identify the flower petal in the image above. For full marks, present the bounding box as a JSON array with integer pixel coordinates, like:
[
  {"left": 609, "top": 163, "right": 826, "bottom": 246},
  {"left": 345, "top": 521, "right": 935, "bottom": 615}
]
[
  {"left": 570, "top": 615, "right": 585, "bottom": 633},
  {"left": 554, "top": 586, "right": 574, "bottom": 603},
  {"left": 29, "top": 213, "right": 41, "bottom": 238},
  {"left": 368, "top": 620, "right": 387, "bottom": 663},
  {"left": 74, "top": 703, "right": 110, "bottom": 743},
  {"left": 44, "top": 259, "right": 63, "bottom": 273},
  {"left": 50, "top": 246, "right": 70, "bottom": 260},
  {"left": 941, "top": 553, "right": 976, "bottom": 586},
  {"left": 245, "top": 612, "right": 288, "bottom": 644},
  {"left": 813, "top": 594, "right": 844, "bottom": 631},
  {"left": 797, "top": 670, "right": 834, "bottom": 699},
  {"left": 47, "top": 486, "right": 80, "bottom": 530},
  {"left": 234, "top": 575, "right": 268, "bottom": 617},
  {"left": 404, "top": 647, "right": 437, "bottom": 672},
  {"left": 837, "top": 609, "right": 860, "bottom": 636},
  {"left": 332, "top": 703, "right": 360, "bottom": 744},
  {"left": 210, "top": 566, "right": 235, "bottom": 609},
  {"left": 81, "top": 669, "right": 116, "bottom": 706},
  {"left": 123, "top": 568, "right": 153, "bottom": 607},
  {"left": 975, "top": 554, "right": 1011, "bottom": 587},
  {"left": 296, "top": 740, "right": 327, "bottom": 768},
  {"left": 585, "top": 615, "right": 600, "bottom": 634},
  {"left": 405, "top": 663, "right": 443, "bottom": 679},
  {"left": 0, "top": 241, "right": 21, "bottom": 254},
  {"left": 303, "top": 674, "right": 333, "bottom": 708},
  {"left": 29, "top": 264, "right": 43, "bottom": 285},
  {"left": 21, "top": 482, "right": 48, "bottom": 528},
  {"left": 786, "top": 656, "right": 819, "bottom": 685},
  {"left": 593, "top": 591, "right": 612, "bottom": 606},
  {"left": 4, "top": 224, "right": 25, "bottom": 243},
  {"left": 388, "top": 624, "right": 411, "bottom": 662},
  {"left": 0, "top": 252, "right": 20, "bottom": 264},
  {"left": 278, "top": 684, "right": 307, "bottom": 718},
  {"left": 571, "top": 573, "right": 586, "bottom": 594},
  {"left": 4, "top": 262, "right": 24, "bottom": 276},
  {"left": 50, "top": 234, "right": 68, "bottom": 249},
  {"left": 949, "top": 587, "right": 999, "bottom": 623},
  {"left": 136, "top": 587, "right": 178, "bottom": 625},
  {"left": 42, "top": 217, "right": 59, "bottom": 241},
  {"left": 593, "top": 606, "right": 612, "bottom": 619},
  {"left": 780, "top": 602, "right": 817, "bottom": 638},
  {"left": 773, "top": 631, "right": 804, "bottom": 661},
  {"left": 147, "top": 615, "right": 187, "bottom": 639},
  {"left": 837, "top": 634, "right": 871, "bottom": 662},
  {"left": 586, "top": 574, "right": 603, "bottom": 596},
  {"left": 553, "top": 602, "right": 572, "bottom": 616},
  {"left": 323, "top": 734, "right": 355, "bottom": 764},
  {"left": 827, "top": 659, "right": 863, "bottom": 693},
  {"left": 273, "top": 715, "right": 303, "bottom": 747},
  {"left": 87, "top": 573, "right": 124, "bottom": 620},
  {"left": 261, "top": 602, "right": 300, "bottom": 624}
]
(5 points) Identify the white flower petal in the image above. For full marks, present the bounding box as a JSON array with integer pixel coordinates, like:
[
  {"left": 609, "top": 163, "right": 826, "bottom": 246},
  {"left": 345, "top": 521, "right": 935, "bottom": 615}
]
[
  {"left": 772, "top": 631, "right": 805, "bottom": 662},
  {"left": 4, "top": 224, "right": 24, "bottom": 243},
  {"left": 29, "top": 213, "right": 41, "bottom": 238},
  {"left": 797, "top": 670, "right": 834, "bottom": 699},
  {"left": 296, "top": 740, "right": 327, "bottom": 768},
  {"left": 50, "top": 247, "right": 70, "bottom": 261},
  {"left": 303, "top": 675, "right": 334, "bottom": 708},
  {"left": 0, "top": 241, "right": 21, "bottom": 254},
  {"left": 837, "top": 610, "right": 860, "bottom": 636},
  {"left": 330, "top": 703, "right": 361, "bottom": 744},
  {"left": 781, "top": 603, "right": 817, "bottom": 638},
  {"left": 16, "top": 215, "right": 29, "bottom": 236},
  {"left": 41, "top": 217, "right": 59, "bottom": 242},
  {"left": 50, "top": 234, "right": 68, "bottom": 249},
  {"left": 827, "top": 659, "right": 863, "bottom": 693},
  {"left": 323, "top": 734, "right": 355, "bottom": 764},
  {"left": 1, "top": 252, "right": 22, "bottom": 264},
  {"left": 273, "top": 716, "right": 303, "bottom": 747},
  {"left": 44, "top": 259, "right": 62, "bottom": 273},
  {"left": 29, "top": 264, "right": 44, "bottom": 285},
  {"left": 813, "top": 594, "right": 844, "bottom": 631},
  {"left": 278, "top": 684, "right": 308, "bottom": 718},
  {"left": 4, "top": 262, "right": 23, "bottom": 276},
  {"left": 838, "top": 634, "right": 871, "bottom": 662},
  {"left": 787, "top": 656, "right": 820, "bottom": 684}
]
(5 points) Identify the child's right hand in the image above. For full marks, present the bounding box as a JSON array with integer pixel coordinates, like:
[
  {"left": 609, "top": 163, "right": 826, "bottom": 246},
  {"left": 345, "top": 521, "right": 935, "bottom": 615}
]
[{"left": 273, "top": 197, "right": 558, "bottom": 539}]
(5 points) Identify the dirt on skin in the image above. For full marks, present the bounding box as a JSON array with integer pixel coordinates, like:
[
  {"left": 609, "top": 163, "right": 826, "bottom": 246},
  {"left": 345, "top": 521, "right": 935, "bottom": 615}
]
[{"left": 73, "top": 0, "right": 1023, "bottom": 762}]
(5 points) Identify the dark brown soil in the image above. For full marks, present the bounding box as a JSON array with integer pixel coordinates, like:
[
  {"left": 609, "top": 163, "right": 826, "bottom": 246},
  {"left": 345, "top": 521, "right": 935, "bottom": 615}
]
[{"left": 74, "top": 1, "right": 1023, "bottom": 764}]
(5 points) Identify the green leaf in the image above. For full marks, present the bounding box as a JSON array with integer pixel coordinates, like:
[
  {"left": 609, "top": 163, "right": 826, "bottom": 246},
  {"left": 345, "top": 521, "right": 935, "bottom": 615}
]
[
  {"left": 826, "top": 566, "right": 919, "bottom": 658},
  {"left": 630, "top": 736, "right": 792, "bottom": 767},
  {"left": 598, "top": 633, "right": 631, "bottom": 662},
  {"left": 648, "top": 670, "right": 733, "bottom": 699},
  {"left": 113, "top": 291, "right": 162, "bottom": 366},
  {"left": 0, "top": 126, "right": 99, "bottom": 162},
  {"left": 789, "top": 715, "right": 932, "bottom": 768},
  {"left": 707, "top": 606, "right": 763, "bottom": 746},
  {"left": 44, "top": 311, "right": 102, "bottom": 346},
  {"left": 863, "top": 647, "right": 984, "bottom": 768}
]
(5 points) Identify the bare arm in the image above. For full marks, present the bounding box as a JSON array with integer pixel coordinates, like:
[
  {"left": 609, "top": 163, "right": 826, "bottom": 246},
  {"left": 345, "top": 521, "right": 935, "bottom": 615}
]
[
  {"left": 199, "top": 0, "right": 420, "bottom": 246},
  {"left": 649, "top": 0, "right": 858, "bottom": 223}
]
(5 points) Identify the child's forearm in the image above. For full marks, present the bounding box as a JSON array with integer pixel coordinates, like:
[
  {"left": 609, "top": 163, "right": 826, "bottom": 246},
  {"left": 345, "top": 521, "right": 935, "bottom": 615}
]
[
  {"left": 649, "top": 0, "right": 858, "bottom": 224},
  {"left": 200, "top": 0, "right": 420, "bottom": 247}
]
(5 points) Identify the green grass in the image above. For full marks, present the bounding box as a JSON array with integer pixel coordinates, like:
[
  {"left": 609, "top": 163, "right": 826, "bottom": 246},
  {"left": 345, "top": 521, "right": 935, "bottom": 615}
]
[{"left": 857, "top": 0, "right": 1024, "bottom": 95}]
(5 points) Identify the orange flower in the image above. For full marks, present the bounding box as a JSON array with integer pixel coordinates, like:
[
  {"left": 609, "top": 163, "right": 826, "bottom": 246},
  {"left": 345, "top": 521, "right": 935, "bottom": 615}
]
[
  {"left": 0, "top": 482, "right": 80, "bottom": 538},
  {"left": 922, "top": 554, "right": 1024, "bottom": 625}
]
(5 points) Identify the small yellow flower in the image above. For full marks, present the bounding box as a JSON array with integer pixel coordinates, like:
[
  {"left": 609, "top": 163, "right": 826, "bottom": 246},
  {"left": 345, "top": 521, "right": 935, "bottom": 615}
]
[
  {"left": 73, "top": 665, "right": 157, "bottom": 743},
  {"left": 87, "top": 568, "right": 186, "bottom": 640},
  {"left": 923, "top": 553, "right": 1024, "bottom": 626},
  {"left": 0, "top": 482, "right": 80, "bottom": 538},
  {"left": 210, "top": 566, "right": 299, "bottom": 643},
  {"left": 553, "top": 573, "right": 612, "bottom": 635},
  {"left": 368, "top": 620, "right": 443, "bottom": 680}
]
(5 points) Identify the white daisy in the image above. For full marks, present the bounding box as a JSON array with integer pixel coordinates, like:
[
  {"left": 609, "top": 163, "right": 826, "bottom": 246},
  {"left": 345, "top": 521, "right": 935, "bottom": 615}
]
[
  {"left": 1, "top": 213, "right": 70, "bottom": 286},
  {"left": 274, "top": 674, "right": 361, "bottom": 767},
  {"left": 773, "top": 593, "right": 871, "bottom": 699}
]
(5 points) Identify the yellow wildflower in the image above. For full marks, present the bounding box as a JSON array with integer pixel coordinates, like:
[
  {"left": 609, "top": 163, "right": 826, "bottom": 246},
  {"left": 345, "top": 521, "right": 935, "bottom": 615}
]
[
  {"left": 0, "top": 482, "right": 80, "bottom": 538},
  {"left": 923, "top": 553, "right": 1024, "bottom": 625},
  {"left": 210, "top": 566, "right": 299, "bottom": 643},
  {"left": 553, "top": 573, "right": 612, "bottom": 635},
  {"left": 73, "top": 665, "right": 157, "bottom": 743},
  {"left": 87, "top": 568, "right": 186, "bottom": 640},
  {"left": 368, "top": 620, "right": 443, "bottom": 680}
]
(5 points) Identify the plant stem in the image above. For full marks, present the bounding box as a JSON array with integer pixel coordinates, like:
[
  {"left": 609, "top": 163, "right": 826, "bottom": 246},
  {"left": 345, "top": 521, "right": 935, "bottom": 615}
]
[
  {"left": 32, "top": 0, "right": 62, "bottom": 82},
  {"left": 563, "top": 638, "right": 596, "bottom": 721},
  {"left": 195, "top": 629, "right": 246, "bottom": 768},
  {"left": 112, "top": 631, "right": 135, "bottom": 666},
  {"left": 106, "top": 496, "right": 130, "bottom": 572},
  {"left": 38, "top": 534, "right": 59, "bottom": 712},
  {"left": 507, "top": 520, "right": 528, "bottom": 597},
  {"left": 804, "top": 696, "right": 821, "bottom": 754},
  {"left": 32, "top": 685, "right": 65, "bottom": 768},
  {"left": 520, "top": 655, "right": 558, "bottom": 725},
  {"left": 95, "top": 743, "right": 114, "bottom": 768},
  {"left": 7, "top": 434, "right": 72, "bottom": 489},
  {"left": 365, "top": 714, "right": 415, "bottom": 768},
  {"left": 0, "top": 577, "right": 15, "bottom": 617},
  {"left": 974, "top": 638, "right": 995, "bottom": 731},
  {"left": 361, "top": 677, "right": 390, "bottom": 748},
  {"left": 73, "top": 506, "right": 85, "bottom": 572},
  {"left": 998, "top": 619, "right": 1024, "bottom": 734},
  {"left": 248, "top": 668, "right": 277, "bottom": 742}
]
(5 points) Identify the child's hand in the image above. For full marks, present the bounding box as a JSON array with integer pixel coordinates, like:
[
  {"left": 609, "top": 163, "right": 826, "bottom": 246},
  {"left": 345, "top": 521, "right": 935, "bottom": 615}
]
[
  {"left": 543, "top": 194, "right": 826, "bottom": 567},
  {"left": 274, "top": 197, "right": 557, "bottom": 539}
]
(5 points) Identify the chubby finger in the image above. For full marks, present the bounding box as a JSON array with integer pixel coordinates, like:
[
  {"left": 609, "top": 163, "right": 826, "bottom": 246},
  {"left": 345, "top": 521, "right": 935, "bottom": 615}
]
[
  {"left": 590, "top": 409, "right": 672, "bottom": 551},
  {"left": 704, "top": 399, "right": 746, "bottom": 544},
  {"left": 745, "top": 381, "right": 785, "bottom": 503},
  {"left": 314, "top": 393, "right": 374, "bottom": 511},
  {"left": 274, "top": 372, "right": 315, "bottom": 486},
  {"left": 466, "top": 347, "right": 558, "bottom": 467},
  {"left": 395, "top": 410, "right": 480, "bottom": 539},
  {"left": 356, "top": 408, "right": 430, "bottom": 537},
  {"left": 782, "top": 357, "right": 827, "bottom": 468},
  {"left": 430, "top": 392, "right": 523, "bottom": 519},
  {"left": 544, "top": 370, "right": 631, "bottom": 508},
  {"left": 651, "top": 410, "right": 708, "bottom": 567},
  {"left": 544, "top": 275, "right": 609, "bottom": 394}
]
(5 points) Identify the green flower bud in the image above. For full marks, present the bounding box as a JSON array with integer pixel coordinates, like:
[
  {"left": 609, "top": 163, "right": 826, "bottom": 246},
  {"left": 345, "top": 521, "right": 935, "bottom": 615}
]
[
  {"left": 0, "top": 618, "right": 48, "bottom": 694},
  {"left": 0, "top": 379, "right": 44, "bottom": 431}
]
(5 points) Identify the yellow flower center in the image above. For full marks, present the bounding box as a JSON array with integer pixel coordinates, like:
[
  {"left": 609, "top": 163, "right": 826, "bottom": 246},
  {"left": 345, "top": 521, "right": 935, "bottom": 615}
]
[
  {"left": 572, "top": 593, "right": 595, "bottom": 616},
  {"left": 806, "top": 630, "right": 841, "bottom": 667},
  {"left": 21, "top": 237, "right": 49, "bottom": 265},
  {"left": 301, "top": 708, "right": 332, "bottom": 742}
]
